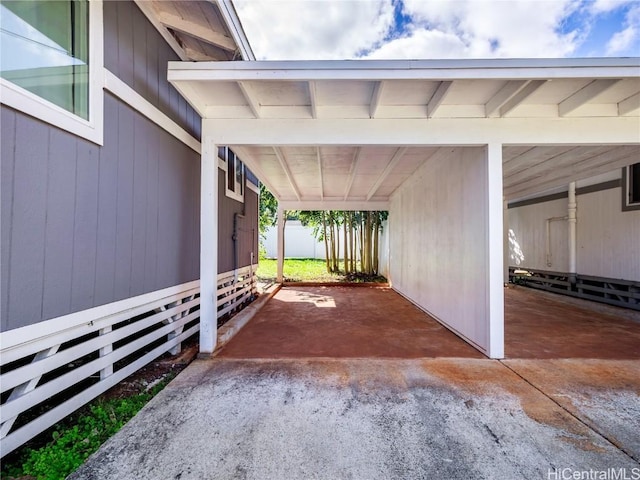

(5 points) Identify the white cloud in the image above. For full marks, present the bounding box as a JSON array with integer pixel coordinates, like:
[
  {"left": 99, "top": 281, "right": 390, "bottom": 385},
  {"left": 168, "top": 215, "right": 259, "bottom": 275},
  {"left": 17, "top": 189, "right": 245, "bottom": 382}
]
[
  {"left": 604, "top": 3, "right": 640, "bottom": 55},
  {"left": 234, "top": 0, "right": 395, "bottom": 60}
]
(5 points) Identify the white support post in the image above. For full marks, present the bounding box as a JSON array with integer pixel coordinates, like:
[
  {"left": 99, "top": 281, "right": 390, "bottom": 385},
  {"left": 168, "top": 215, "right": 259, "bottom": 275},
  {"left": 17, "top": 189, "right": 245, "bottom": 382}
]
[
  {"left": 568, "top": 181, "right": 577, "bottom": 285},
  {"left": 277, "top": 206, "right": 285, "bottom": 283},
  {"left": 200, "top": 136, "right": 218, "bottom": 354},
  {"left": 503, "top": 198, "right": 509, "bottom": 284},
  {"left": 486, "top": 143, "right": 505, "bottom": 359},
  {"left": 99, "top": 326, "right": 113, "bottom": 379}
]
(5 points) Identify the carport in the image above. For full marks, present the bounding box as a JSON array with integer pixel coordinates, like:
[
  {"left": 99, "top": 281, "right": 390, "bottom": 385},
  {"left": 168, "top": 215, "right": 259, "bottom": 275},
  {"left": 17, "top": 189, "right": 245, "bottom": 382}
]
[{"left": 167, "top": 58, "right": 640, "bottom": 359}]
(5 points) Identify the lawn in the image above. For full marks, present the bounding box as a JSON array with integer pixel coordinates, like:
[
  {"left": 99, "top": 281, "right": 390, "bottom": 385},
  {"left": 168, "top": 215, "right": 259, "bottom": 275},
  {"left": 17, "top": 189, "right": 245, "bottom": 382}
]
[{"left": 256, "top": 258, "right": 386, "bottom": 283}]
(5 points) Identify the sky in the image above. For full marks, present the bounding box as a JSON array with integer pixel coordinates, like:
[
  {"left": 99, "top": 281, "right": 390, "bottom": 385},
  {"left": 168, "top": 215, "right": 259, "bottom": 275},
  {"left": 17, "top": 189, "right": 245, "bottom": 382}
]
[{"left": 234, "top": 0, "right": 640, "bottom": 60}]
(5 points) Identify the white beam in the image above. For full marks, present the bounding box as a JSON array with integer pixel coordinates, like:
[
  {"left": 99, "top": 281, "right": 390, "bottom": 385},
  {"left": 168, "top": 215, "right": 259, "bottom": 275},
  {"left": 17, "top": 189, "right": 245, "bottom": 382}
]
[
  {"left": 203, "top": 116, "right": 640, "bottom": 146},
  {"left": 280, "top": 200, "right": 390, "bottom": 211},
  {"left": 168, "top": 58, "right": 640, "bottom": 82},
  {"left": 230, "top": 145, "right": 282, "bottom": 199},
  {"left": 237, "top": 81, "right": 261, "bottom": 118},
  {"left": 273, "top": 147, "right": 301, "bottom": 201},
  {"left": 343, "top": 147, "right": 362, "bottom": 200},
  {"left": 199, "top": 136, "right": 218, "bottom": 355},
  {"left": 558, "top": 79, "right": 620, "bottom": 116},
  {"left": 157, "top": 11, "right": 236, "bottom": 52},
  {"left": 135, "top": 1, "right": 189, "bottom": 61},
  {"left": 370, "top": 81, "right": 385, "bottom": 118},
  {"left": 277, "top": 206, "right": 285, "bottom": 283},
  {"left": 568, "top": 182, "right": 577, "bottom": 277},
  {"left": 367, "top": 147, "right": 407, "bottom": 201},
  {"left": 427, "top": 81, "right": 452, "bottom": 118},
  {"left": 309, "top": 81, "right": 318, "bottom": 119},
  {"left": 217, "top": 0, "right": 255, "bottom": 60},
  {"left": 618, "top": 92, "right": 640, "bottom": 116},
  {"left": 317, "top": 147, "right": 324, "bottom": 200},
  {"left": 485, "top": 80, "right": 527, "bottom": 117},
  {"left": 486, "top": 143, "right": 504, "bottom": 359},
  {"left": 499, "top": 80, "right": 546, "bottom": 116}
]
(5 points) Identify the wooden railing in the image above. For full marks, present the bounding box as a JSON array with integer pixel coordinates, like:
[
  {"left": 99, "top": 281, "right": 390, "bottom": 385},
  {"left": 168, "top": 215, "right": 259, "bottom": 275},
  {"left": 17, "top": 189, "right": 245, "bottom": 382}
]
[
  {"left": 509, "top": 267, "right": 640, "bottom": 310},
  {"left": 0, "top": 264, "right": 258, "bottom": 457}
]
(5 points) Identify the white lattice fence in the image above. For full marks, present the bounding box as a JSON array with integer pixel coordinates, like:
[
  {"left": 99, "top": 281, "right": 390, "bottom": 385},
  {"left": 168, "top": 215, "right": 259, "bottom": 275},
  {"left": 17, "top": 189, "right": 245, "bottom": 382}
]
[
  {"left": 217, "top": 264, "right": 258, "bottom": 319},
  {"left": 0, "top": 281, "right": 200, "bottom": 457}
]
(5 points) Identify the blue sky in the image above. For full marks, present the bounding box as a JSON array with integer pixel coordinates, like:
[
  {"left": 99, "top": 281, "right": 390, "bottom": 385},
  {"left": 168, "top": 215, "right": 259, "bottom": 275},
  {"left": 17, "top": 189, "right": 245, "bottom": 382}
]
[{"left": 235, "top": 0, "right": 640, "bottom": 60}]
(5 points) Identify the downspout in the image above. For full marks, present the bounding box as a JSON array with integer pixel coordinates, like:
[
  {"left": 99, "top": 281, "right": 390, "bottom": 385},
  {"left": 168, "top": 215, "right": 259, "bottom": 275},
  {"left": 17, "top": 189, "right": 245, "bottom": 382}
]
[
  {"left": 233, "top": 211, "right": 245, "bottom": 283},
  {"left": 567, "top": 182, "right": 577, "bottom": 287}
]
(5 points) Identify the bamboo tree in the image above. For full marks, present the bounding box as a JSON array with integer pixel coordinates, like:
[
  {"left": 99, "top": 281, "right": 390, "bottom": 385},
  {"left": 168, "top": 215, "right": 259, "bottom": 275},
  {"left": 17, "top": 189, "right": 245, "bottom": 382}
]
[{"left": 321, "top": 211, "right": 330, "bottom": 273}]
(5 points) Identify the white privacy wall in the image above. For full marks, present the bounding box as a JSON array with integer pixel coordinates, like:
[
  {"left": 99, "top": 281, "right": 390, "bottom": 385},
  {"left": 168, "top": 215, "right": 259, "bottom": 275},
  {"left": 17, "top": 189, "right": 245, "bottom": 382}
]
[
  {"left": 508, "top": 184, "right": 640, "bottom": 281},
  {"left": 578, "top": 188, "right": 639, "bottom": 280},
  {"left": 507, "top": 198, "right": 569, "bottom": 272},
  {"left": 389, "top": 147, "right": 489, "bottom": 353}
]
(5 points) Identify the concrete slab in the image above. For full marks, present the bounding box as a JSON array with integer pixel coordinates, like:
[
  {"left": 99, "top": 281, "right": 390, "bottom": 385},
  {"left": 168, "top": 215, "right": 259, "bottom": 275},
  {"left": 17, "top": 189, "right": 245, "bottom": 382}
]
[
  {"left": 505, "top": 286, "right": 640, "bottom": 359},
  {"left": 70, "top": 358, "right": 638, "bottom": 480},
  {"left": 503, "top": 359, "right": 640, "bottom": 461},
  {"left": 217, "top": 286, "right": 484, "bottom": 359}
]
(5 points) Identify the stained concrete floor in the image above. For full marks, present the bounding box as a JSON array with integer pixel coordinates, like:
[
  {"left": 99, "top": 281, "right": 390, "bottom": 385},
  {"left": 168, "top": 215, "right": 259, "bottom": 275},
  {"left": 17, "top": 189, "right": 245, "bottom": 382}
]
[{"left": 71, "top": 286, "right": 640, "bottom": 480}]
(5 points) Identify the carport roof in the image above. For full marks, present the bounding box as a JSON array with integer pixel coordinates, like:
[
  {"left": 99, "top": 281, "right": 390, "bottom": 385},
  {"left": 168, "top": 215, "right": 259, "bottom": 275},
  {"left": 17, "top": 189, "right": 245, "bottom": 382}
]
[{"left": 168, "top": 58, "right": 640, "bottom": 208}]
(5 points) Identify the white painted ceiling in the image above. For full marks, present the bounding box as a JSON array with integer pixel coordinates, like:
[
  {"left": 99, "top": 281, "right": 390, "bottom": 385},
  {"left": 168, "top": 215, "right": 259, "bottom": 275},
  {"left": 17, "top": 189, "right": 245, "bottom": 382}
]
[{"left": 169, "top": 59, "right": 640, "bottom": 205}]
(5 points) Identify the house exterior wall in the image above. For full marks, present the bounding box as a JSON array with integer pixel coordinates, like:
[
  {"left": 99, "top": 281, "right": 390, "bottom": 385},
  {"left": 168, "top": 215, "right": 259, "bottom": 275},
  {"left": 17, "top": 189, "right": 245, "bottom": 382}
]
[
  {"left": 508, "top": 177, "right": 640, "bottom": 281},
  {"left": 218, "top": 174, "right": 259, "bottom": 272},
  {"left": 389, "top": 146, "right": 489, "bottom": 352},
  {"left": 1, "top": 0, "right": 258, "bottom": 332}
]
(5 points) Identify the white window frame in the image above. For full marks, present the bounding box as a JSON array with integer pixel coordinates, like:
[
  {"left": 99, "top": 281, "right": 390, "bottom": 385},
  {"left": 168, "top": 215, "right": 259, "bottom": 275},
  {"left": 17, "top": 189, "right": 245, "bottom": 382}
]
[
  {"left": 218, "top": 146, "right": 245, "bottom": 203},
  {"left": 622, "top": 164, "right": 640, "bottom": 212},
  {"left": 0, "top": 0, "right": 104, "bottom": 145}
]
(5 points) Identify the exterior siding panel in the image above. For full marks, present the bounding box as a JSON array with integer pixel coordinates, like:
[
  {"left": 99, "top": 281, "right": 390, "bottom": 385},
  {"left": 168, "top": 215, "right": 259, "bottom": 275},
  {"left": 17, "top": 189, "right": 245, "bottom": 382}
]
[
  {"left": 103, "top": 0, "right": 201, "bottom": 141},
  {"left": 1, "top": 97, "right": 201, "bottom": 331}
]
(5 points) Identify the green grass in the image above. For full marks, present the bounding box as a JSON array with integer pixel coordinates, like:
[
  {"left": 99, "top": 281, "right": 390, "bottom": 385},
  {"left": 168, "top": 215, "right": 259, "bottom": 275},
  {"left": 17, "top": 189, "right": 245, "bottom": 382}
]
[
  {"left": 257, "top": 258, "right": 386, "bottom": 283},
  {"left": 1, "top": 374, "right": 174, "bottom": 480}
]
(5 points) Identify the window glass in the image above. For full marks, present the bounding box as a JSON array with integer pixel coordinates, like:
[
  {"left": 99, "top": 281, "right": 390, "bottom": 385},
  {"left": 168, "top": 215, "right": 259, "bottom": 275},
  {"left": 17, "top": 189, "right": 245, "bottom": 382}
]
[
  {"left": 0, "top": 0, "right": 89, "bottom": 119},
  {"left": 629, "top": 163, "right": 640, "bottom": 205},
  {"left": 228, "top": 150, "right": 236, "bottom": 193}
]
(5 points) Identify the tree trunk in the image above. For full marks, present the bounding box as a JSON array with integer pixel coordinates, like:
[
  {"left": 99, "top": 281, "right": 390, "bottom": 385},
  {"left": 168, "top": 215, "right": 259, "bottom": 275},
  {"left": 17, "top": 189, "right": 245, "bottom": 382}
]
[
  {"left": 373, "top": 214, "right": 379, "bottom": 275},
  {"left": 322, "top": 211, "right": 330, "bottom": 273}
]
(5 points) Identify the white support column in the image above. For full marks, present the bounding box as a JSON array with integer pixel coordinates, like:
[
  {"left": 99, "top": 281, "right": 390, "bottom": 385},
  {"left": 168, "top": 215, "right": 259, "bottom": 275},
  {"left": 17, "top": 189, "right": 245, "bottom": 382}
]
[
  {"left": 503, "top": 198, "right": 509, "bottom": 284},
  {"left": 200, "top": 136, "right": 218, "bottom": 354},
  {"left": 486, "top": 143, "right": 505, "bottom": 359},
  {"left": 276, "top": 206, "right": 285, "bottom": 283},
  {"left": 568, "top": 181, "right": 577, "bottom": 285}
]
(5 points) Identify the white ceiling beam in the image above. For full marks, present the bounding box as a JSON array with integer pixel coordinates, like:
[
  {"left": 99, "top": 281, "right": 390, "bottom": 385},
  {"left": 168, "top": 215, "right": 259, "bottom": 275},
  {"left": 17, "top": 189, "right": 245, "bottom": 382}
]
[
  {"left": 505, "top": 146, "right": 640, "bottom": 198},
  {"left": 156, "top": 11, "right": 236, "bottom": 52},
  {"left": 237, "top": 81, "right": 261, "bottom": 118},
  {"left": 134, "top": 1, "right": 189, "bottom": 61},
  {"left": 202, "top": 116, "right": 640, "bottom": 146},
  {"left": 168, "top": 58, "right": 640, "bottom": 81},
  {"left": 558, "top": 79, "right": 620, "bottom": 116},
  {"left": 229, "top": 145, "right": 282, "bottom": 199},
  {"left": 369, "top": 81, "right": 385, "bottom": 118},
  {"left": 317, "top": 147, "right": 324, "bottom": 200},
  {"left": 280, "top": 200, "right": 390, "bottom": 211},
  {"left": 427, "top": 81, "right": 452, "bottom": 118},
  {"left": 504, "top": 146, "right": 578, "bottom": 177},
  {"left": 618, "top": 92, "right": 640, "bottom": 116},
  {"left": 485, "top": 81, "right": 527, "bottom": 117},
  {"left": 273, "top": 147, "right": 301, "bottom": 201},
  {"left": 367, "top": 147, "right": 407, "bottom": 201},
  {"left": 308, "top": 81, "right": 318, "bottom": 119},
  {"left": 343, "top": 147, "right": 362, "bottom": 200},
  {"left": 499, "top": 80, "right": 547, "bottom": 117}
]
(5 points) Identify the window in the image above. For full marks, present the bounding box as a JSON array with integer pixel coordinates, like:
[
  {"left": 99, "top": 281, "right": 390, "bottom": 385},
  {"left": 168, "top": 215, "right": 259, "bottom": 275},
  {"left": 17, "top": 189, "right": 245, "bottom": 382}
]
[
  {"left": 622, "top": 163, "right": 640, "bottom": 211},
  {"left": 0, "top": 0, "right": 103, "bottom": 144},
  {"left": 218, "top": 146, "right": 245, "bottom": 202}
]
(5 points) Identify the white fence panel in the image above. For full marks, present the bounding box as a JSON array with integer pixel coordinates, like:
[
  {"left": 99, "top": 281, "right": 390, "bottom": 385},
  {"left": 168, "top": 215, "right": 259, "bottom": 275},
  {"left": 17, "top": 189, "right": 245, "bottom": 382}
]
[{"left": 0, "top": 265, "right": 258, "bottom": 457}]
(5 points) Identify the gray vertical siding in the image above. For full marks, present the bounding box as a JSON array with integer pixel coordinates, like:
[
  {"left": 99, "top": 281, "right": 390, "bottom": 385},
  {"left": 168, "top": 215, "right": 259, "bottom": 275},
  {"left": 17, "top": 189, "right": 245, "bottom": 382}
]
[
  {"left": 218, "top": 176, "right": 259, "bottom": 273},
  {"left": 103, "top": 0, "right": 200, "bottom": 140},
  {"left": 1, "top": 97, "right": 200, "bottom": 331}
]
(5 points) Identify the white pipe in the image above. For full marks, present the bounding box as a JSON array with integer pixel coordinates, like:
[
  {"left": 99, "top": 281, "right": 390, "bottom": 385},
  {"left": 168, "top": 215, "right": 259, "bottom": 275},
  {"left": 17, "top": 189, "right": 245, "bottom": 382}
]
[
  {"left": 568, "top": 182, "right": 577, "bottom": 278},
  {"left": 545, "top": 216, "right": 568, "bottom": 267}
]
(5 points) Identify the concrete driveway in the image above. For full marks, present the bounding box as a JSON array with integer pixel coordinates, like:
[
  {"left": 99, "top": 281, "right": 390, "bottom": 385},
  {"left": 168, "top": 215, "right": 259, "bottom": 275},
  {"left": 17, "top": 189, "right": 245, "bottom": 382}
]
[
  {"left": 71, "top": 287, "right": 640, "bottom": 479},
  {"left": 71, "top": 357, "right": 639, "bottom": 480}
]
